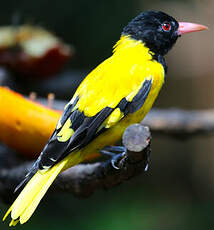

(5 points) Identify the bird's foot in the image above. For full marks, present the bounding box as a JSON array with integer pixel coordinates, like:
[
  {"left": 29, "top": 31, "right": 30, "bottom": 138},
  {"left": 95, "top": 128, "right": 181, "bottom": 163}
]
[
  {"left": 144, "top": 148, "right": 150, "bottom": 172},
  {"left": 100, "top": 146, "right": 127, "bottom": 169}
]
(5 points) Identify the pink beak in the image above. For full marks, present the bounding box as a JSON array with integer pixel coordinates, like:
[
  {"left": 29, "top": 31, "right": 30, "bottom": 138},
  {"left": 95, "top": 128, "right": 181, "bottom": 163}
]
[{"left": 178, "top": 22, "right": 208, "bottom": 35}]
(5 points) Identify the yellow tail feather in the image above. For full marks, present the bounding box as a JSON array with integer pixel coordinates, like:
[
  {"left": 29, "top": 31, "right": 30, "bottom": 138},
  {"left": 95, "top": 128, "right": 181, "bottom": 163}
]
[
  {"left": 3, "top": 150, "right": 83, "bottom": 226},
  {"left": 3, "top": 158, "right": 68, "bottom": 225},
  {"left": 9, "top": 219, "right": 19, "bottom": 227}
]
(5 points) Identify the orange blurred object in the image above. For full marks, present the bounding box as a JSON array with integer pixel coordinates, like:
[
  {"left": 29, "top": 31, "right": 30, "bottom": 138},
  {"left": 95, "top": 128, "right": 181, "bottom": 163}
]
[
  {"left": 0, "top": 87, "right": 61, "bottom": 158},
  {"left": 0, "top": 87, "right": 100, "bottom": 161}
]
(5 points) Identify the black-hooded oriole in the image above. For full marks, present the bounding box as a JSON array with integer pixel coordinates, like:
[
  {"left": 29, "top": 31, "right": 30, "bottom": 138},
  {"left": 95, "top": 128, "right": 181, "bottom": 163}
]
[{"left": 3, "top": 10, "right": 207, "bottom": 226}]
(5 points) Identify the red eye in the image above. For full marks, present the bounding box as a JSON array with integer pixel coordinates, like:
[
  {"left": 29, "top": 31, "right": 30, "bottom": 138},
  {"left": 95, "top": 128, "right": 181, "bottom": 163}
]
[{"left": 162, "top": 23, "right": 171, "bottom": 31}]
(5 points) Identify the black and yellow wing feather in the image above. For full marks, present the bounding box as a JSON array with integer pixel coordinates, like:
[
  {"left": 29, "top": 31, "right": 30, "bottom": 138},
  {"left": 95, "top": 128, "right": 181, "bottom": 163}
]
[{"left": 38, "top": 78, "right": 152, "bottom": 170}]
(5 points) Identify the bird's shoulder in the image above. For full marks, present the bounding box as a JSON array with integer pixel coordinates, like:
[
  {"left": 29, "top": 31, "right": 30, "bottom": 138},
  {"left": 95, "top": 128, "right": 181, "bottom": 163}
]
[{"left": 73, "top": 54, "right": 164, "bottom": 117}]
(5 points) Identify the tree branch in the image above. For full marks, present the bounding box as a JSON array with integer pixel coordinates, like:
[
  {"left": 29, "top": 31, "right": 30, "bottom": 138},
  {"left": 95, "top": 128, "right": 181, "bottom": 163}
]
[
  {"left": 143, "top": 109, "right": 214, "bottom": 138},
  {"left": 0, "top": 125, "right": 151, "bottom": 203}
]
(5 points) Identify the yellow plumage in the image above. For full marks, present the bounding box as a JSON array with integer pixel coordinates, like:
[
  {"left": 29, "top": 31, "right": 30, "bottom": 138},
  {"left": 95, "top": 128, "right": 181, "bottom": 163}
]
[
  {"left": 3, "top": 35, "right": 164, "bottom": 225},
  {"left": 57, "top": 119, "right": 74, "bottom": 142},
  {"left": 73, "top": 35, "right": 163, "bottom": 117}
]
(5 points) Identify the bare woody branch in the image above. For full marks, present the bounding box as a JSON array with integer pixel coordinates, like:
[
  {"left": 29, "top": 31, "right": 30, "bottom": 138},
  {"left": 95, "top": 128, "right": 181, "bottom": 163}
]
[
  {"left": 143, "top": 109, "right": 214, "bottom": 138},
  {"left": 0, "top": 125, "right": 151, "bottom": 203}
]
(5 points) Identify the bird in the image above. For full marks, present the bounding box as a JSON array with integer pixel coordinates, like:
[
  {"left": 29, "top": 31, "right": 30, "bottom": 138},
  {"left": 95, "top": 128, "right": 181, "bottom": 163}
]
[{"left": 3, "top": 10, "right": 207, "bottom": 226}]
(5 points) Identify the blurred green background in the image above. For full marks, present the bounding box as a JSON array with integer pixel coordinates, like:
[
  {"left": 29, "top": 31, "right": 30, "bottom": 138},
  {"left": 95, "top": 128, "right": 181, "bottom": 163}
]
[{"left": 0, "top": 0, "right": 214, "bottom": 229}]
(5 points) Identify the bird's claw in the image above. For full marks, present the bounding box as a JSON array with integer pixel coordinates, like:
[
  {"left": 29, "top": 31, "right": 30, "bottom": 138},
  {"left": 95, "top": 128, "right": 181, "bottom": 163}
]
[
  {"left": 111, "top": 151, "right": 126, "bottom": 169},
  {"left": 144, "top": 163, "right": 149, "bottom": 172},
  {"left": 100, "top": 146, "right": 127, "bottom": 155},
  {"left": 101, "top": 145, "right": 150, "bottom": 171},
  {"left": 100, "top": 145, "right": 127, "bottom": 169},
  {"left": 144, "top": 149, "right": 150, "bottom": 172}
]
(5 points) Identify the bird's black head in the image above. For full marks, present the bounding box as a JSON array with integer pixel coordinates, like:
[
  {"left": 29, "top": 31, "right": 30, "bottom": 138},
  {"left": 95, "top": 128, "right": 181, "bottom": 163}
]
[{"left": 122, "top": 11, "right": 179, "bottom": 56}]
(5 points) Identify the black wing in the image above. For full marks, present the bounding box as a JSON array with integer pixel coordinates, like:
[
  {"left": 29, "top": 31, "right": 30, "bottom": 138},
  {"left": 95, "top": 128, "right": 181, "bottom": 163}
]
[
  {"left": 15, "top": 79, "right": 152, "bottom": 192},
  {"left": 38, "top": 107, "right": 114, "bottom": 169},
  {"left": 39, "top": 78, "right": 152, "bottom": 169},
  {"left": 117, "top": 79, "right": 152, "bottom": 115}
]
